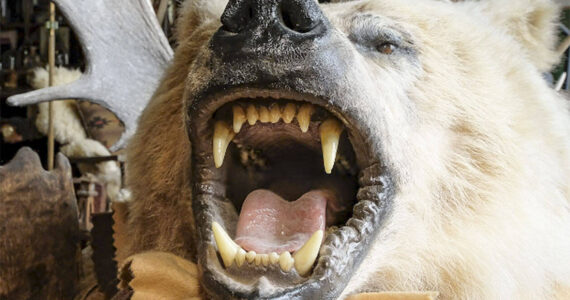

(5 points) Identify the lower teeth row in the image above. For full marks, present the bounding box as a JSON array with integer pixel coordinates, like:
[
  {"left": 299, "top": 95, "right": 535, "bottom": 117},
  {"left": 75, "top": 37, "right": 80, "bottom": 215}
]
[{"left": 212, "top": 222, "right": 323, "bottom": 276}]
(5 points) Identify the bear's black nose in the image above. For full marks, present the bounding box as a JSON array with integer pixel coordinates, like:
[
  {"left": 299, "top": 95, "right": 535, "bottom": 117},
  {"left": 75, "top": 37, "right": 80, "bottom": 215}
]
[
  {"left": 221, "top": 0, "right": 324, "bottom": 35},
  {"left": 211, "top": 0, "right": 330, "bottom": 60}
]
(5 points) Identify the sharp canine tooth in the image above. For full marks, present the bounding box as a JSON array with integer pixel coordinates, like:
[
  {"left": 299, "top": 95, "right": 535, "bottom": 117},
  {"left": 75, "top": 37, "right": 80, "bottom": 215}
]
[
  {"left": 259, "top": 106, "right": 270, "bottom": 123},
  {"left": 293, "top": 230, "right": 323, "bottom": 276},
  {"left": 213, "top": 121, "right": 235, "bottom": 168},
  {"left": 233, "top": 105, "right": 246, "bottom": 133},
  {"left": 246, "top": 104, "right": 259, "bottom": 125},
  {"left": 246, "top": 251, "right": 256, "bottom": 263},
  {"left": 319, "top": 118, "right": 343, "bottom": 174},
  {"left": 235, "top": 248, "right": 246, "bottom": 267},
  {"left": 212, "top": 222, "right": 239, "bottom": 268},
  {"left": 270, "top": 104, "right": 281, "bottom": 123},
  {"left": 282, "top": 103, "right": 296, "bottom": 123},
  {"left": 269, "top": 252, "right": 279, "bottom": 264},
  {"left": 279, "top": 251, "right": 294, "bottom": 272},
  {"left": 296, "top": 104, "right": 314, "bottom": 133}
]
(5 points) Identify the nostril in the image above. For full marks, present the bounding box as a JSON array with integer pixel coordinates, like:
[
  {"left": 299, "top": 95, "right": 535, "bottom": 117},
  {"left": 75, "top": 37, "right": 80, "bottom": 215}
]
[
  {"left": 221, "top": 1, "right": 254, "bottom": 33},
  {"left": 280, "top": 10, "right": 299, "bottom": 33},
  {"left": 219, "top": 0, "right": 326, "bottom": 37},
  {"left": 279, "top": 1, "right": 318, "bottom": 34}
]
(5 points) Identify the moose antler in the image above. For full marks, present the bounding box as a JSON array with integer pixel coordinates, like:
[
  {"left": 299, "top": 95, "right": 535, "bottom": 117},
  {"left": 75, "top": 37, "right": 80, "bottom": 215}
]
[{"left": 8, "top": 0, "right": 173, "bottom": 150}]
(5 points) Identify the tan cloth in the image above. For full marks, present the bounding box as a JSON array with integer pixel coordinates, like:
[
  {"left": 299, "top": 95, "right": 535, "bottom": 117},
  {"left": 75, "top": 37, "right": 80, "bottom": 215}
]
[
  {"left": 347, "top": 292, "right": 438, "bottom": 300},
  {"left": 119, "top": 252, "right": 201, "bottom": 300},
  {"left": 118, "top": 252, "right": 438, "bottom": 300}
]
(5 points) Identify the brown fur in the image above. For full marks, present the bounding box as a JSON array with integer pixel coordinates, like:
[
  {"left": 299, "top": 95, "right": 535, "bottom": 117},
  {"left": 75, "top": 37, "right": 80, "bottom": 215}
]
[{"left": 126, "top": 22, "right": 219, "bottom": 258}]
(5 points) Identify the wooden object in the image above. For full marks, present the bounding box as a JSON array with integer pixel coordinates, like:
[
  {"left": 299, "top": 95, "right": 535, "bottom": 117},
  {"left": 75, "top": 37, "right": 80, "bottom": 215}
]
[
  {"left": 47, "top": 1, "right": 56, "bottom": 170},
  {"left": 91, "top": 212, "right": 119, "bottom": 298},
  {"left": 0, "top": 147, "right": 80, "bottom": 299},
  {"left": 7, "top": 0, "right": 173, "bottom": 150}
]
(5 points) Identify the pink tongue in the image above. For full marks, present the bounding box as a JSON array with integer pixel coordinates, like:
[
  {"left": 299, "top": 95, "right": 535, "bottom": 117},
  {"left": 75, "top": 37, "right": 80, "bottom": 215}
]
[{"left": 235, "top": 189, "right": 329, "bottom": 254}]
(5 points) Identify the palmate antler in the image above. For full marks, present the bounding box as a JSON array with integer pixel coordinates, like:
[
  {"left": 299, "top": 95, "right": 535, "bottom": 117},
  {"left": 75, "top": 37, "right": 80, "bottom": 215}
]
[{"left": 8, "top": 0, "right": 173, "bottom": 150}]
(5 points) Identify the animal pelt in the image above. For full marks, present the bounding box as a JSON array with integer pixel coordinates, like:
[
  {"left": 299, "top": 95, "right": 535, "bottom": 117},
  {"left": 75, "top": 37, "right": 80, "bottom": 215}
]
[
  {"left": 30, "top": 66, "right": 121, "bottom": 202},
  {"left": 125, "top": 0, "right": 570, "bottom": 298}
]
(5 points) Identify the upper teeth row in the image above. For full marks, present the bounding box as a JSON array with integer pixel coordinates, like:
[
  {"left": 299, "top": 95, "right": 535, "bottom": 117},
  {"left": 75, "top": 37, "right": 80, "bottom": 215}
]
[
  {"left": 212, "top": 222, "right": 323, "bottom": 276},
  {"left": 233, "top": 103, "right": 314, "bottom": 133},
  {"left": 213, "top": 103, "right": 344, "bottom": 173}
]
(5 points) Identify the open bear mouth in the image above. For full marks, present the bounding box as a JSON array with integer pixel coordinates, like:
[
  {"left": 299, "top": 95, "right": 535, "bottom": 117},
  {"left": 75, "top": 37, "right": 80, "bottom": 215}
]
[
  {"left": 212, "top": 98, "right": 358, "bottom": 273},
  {"left": 188, "top": 87, "right": 393, "bottom": 298}
]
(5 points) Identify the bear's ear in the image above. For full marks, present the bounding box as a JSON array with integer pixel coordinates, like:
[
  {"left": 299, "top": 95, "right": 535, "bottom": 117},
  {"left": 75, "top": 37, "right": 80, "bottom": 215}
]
[
  {"left": 476, "top": 0, "right": 561, "bottom": 71},
  {"left": 175, "top": 0, "right": 228, "bottom": 42}
]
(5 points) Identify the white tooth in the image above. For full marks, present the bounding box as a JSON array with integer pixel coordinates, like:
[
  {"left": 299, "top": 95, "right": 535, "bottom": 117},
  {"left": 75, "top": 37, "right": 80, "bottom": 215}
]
[
  {"left": 319, "top": 118, "right": 343, "bottom": 174},
  {"left": 293, "top": 230, "right": 323, "bottom": 276},
  {"left": 212, "top": 222, "right": 239, "bottom": 268},
  {"left": 246, "top": 104, "right": 259, "bottom": 125},
  {"left": 259, "top": 106, "right": 270, "bottom": 123},
  {"left": 246, "top": 251, "right": 256, "bottom": 263},
  {"left": 279, "top": 251, "right": 294, "bottom": 272},
  {"left": 235, "top": 248, "right": 246, "bottom": 267},
  {"left": 233, "top": 105, "right": 246, "bottom": 133},
  {"left": 282, "top": 103, "right": 296, "bottom": 123},
  {"left": 213, "top": 121, "right": 235, "bottom": 168},
  {"left": 260, "top": 254, "right": 269, "bottom": 266},
  {"left": 255, "top": 254, "right": 262, "bottom": 266},
  {"left": 296, "top": 104, "right": 314, "bottom": 133},
  {"left": 270, "top": 104, "right": 281, "bottom": 123},
  {"left": 269, "top": 252, "right": 280, "bottom": 264}
]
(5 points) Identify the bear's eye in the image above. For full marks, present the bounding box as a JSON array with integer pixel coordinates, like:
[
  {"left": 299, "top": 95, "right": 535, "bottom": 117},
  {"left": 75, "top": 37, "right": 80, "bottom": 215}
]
[{"left": 377, "top": 43, "right": 397, "bottom": 55}]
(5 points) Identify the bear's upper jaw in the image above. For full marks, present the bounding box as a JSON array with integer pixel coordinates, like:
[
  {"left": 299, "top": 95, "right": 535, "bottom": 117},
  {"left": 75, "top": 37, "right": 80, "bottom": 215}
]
[{"left": 188, "top": 88, "right": 393, "bottom": 298}]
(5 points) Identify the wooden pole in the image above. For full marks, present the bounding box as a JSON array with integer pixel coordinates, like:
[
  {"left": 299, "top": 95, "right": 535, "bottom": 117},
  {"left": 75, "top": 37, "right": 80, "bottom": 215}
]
[
  {"left": 47, "top": 2, "right": 56, "bottom": 170},
  {"left": 555, "top": 72, "right": 567, "bottom": 92},
  {"left": 557, "top": 35, "right": 570, "bottom": 57}
]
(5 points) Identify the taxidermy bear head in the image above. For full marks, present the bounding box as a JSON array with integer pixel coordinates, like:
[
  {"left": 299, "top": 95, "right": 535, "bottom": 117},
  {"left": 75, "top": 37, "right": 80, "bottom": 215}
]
[{"left": 123, "top": 0, "right": 570, "bottom": 298}]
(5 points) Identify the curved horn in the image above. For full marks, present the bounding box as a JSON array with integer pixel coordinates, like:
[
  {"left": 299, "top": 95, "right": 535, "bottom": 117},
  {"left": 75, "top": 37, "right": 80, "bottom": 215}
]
[{"left": 8, "top": 0, "right": 174, "bottom": 150}]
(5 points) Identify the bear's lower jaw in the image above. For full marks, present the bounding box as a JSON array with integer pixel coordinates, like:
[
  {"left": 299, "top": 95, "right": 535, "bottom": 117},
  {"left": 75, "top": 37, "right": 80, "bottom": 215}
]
[{"left": 188, "top": 87, "right": 394, "bottom": 299}]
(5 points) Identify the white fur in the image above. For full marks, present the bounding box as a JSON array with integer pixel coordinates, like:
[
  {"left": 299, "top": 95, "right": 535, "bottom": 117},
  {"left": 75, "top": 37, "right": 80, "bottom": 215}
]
[
  {"left": 129, "top": 0, "right": 570, "bottom": 298},
  {"left": 325, "top": 1, "right": 570, "bottom": 298},
  {"left": 32, "top": 67, "right": 87, "bottom": 143}
]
